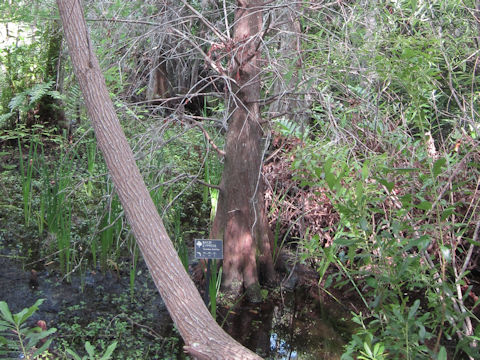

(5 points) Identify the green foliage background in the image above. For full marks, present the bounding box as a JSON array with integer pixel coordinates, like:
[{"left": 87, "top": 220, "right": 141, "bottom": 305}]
[{"left": 0, "top": 0, "right": 479, "bottom": 359}]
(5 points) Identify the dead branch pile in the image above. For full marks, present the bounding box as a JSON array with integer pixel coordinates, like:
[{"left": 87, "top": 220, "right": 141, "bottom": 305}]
[{"left": 263, "top": 133, "right": 338, "bottom": 246}]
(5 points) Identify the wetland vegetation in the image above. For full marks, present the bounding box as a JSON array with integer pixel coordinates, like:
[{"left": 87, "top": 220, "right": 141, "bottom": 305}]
[{"left": 1, "top": 0, "right": 480, "bottom": 359}]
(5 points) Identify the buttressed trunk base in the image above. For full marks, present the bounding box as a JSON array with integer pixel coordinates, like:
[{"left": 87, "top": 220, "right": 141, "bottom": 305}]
[{"left": 211, "top": 0, "right": 275, "bottom": 302}]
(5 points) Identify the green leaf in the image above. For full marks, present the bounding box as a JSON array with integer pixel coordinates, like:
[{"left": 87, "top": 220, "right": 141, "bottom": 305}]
[
  {"left": 0, "top": 302, "right": 14, "bottom": 324},
  {"left": 46, "top": 90, "right": 63, "bottom": 100},
  {"left": 441, "top": 207, "right": 456, "bottom": 221},
  {"left": 432, "top": 157, "right": 446, "bottom": 178},
  {"left": 324, "top": 274, "right": 333, "bottom": 288},
  {"left": 324, "top": 245, "right": 335, "bottom": 262},
  {"left": 32, "top": 337, "right": 54, "bottom": 357},
  {"left": 363, "top": 342, "right": 373, "bottom": 357},
  {"left": 8, "top": 93, "right": 27, "bottom": 111},
  {"left": 475, "top": 323, "right": 480, "bottom": 337},
  {"left": 415, "top": 201, "right": 432, "bottom": 211},
  {"left": 400, "top": 194, "right": 412, "bottom": 208},
  {"left": 440, "top": 245, "right": 451, "bottom": 263},
  {"left": 361, "top": 160, "right": 369, "bottom": 180},
  {"left": 335, "top": 236, "right": 359, "bottom": 246},
  {"left": 28, "top": 81, "right": 54, "bottom": 104},
  {"left": 376, "top": 177, "right": 394, "bottom": 193},
  {"left": 355, "top": 182, "right": 364, "bottom": 201},
  {"left": 359, "top": 217, "right": 369, "bottom": 231},
  {"left": 324, "top": 158, "right": 336, "bottom": 190},
  {"left": 284, "top": 68, "right": 294, "bottom": 85},
  {"left": 373, "top": 342, "right": 384, "bottom": 356},
  {"left": 437, "top": 346, "right": 447, "bottom": 360},
  {"left": 100, "top": 341, "right": 118, "bottom": 360},
  {"left": 419, "top": 324, "right": 426, "bottom": 340},
  {"left": 366, "top": 277, "right": 377, "bottom": 289},
  {"left": 337, "top": 204, "right": 352, "bottom": 216},
  {"left": 85, "top": 341, "right": 95, "bottom": 357},
  {"left": 390, "top": 167, "right": 419, "bottom": 174},
  {"left": 405, "top": 235, "right": 430, "bottom": 252},
  {"left": 66, "top": 348, "right": 83, "bottom": 360},
  {"left": 408, "top": 299, "right": 420, "bottom": 320},
  {"left": 17, "top": 298, "right": 44, "bottom": 324},
  {"left": 33, "top": 327, "right": 56, "bottom": 343}
]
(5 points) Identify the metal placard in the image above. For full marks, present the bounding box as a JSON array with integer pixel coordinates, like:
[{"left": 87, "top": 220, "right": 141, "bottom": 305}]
[{"left": 194, "top": 239, "right": 223, "bottom": 259}]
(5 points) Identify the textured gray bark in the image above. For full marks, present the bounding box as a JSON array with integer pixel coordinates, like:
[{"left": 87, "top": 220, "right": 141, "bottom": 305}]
[{"left": 56, "top": 0, "right": 261, "bottom": 358}]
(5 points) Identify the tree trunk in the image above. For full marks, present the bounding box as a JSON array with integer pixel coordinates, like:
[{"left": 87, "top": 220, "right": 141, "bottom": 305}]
[
  {"left": 37, "top": 19, "right": 67, "bottom": 130},
  {"left": 211, "top": 0, "right": 275, "bottom": 302},
  {"left": 146, "top": 56, "right": 172, "bottom": 102},
  {"left": 268, "top": 2, "right": 307, "bottom": 127},
  {"left": 56, "top": 1, "right": 261, "bottom": 359}
]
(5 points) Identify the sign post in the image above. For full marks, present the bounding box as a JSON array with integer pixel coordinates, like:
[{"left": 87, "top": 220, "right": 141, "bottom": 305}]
[{"left": 194, "top": 239, "right": 223, "bottom": 307}]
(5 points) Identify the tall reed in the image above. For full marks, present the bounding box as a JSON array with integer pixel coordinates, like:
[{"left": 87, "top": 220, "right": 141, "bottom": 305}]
[
  {"left": 45, "top": 145, "right": 75, "bottom": 276},
  {"left": 57, "top": 202, "right": 72, "bottom": 276},
  {"left": 208, "top": 260, "right": 222, "bottom": 320},
  {"left": 18, "top": 138, "right": 38, "bottom": 227},
  {"left": 171, "top": 205, "right": 189, "bottom": 271},
  {"left": 204, "top": 158, "right": 220, "bottom": 224},
  {"left": 129, "top": 238, "right": 139, "bottom": 299},
  {"left": 84, "top": 139, "right": 96, "bottom": 197},
  {"left": 37, "top": 145, "right": 48, "bottom": 235},
  {"left": 99, "top": 188, "right": 122, "bottom": 271}
]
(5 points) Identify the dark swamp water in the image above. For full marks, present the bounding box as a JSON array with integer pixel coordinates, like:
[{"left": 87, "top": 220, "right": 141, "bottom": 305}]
[{"left": 0, "top": 234, "right": 352, "bottom": 360}]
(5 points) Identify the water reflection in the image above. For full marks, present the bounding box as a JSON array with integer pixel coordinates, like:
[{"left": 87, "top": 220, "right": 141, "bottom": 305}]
[
  {"left": 270, "top": 332, "right": 297, "bottom": 359},
  {"left": 220, "top": 289, "right": 352, "bottom": 359}
]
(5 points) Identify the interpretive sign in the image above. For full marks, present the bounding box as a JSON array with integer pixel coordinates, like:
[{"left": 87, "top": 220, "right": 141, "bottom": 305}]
[{"left": 194, "top": 239, "right": 223, "bottom": 259}]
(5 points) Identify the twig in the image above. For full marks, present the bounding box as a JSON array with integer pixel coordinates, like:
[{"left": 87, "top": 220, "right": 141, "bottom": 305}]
[
  {"left": 223, "top": 0, "right": 231, "bottom": 39},
  {"left": 461, "top": 220, "right": 480, "bottom": 276},
  {"left": 169, "top": 27, "right": 235, "bottom": 81},
  {"left": 194, "top": 178, "right": 222, "bottom": 190},
  {"left": 179, "top": 0, "right": 228, "bottom": 42},
  {"left": 250, "top": 131, "right": 271, "bottom": 235},
  {"left": 192, "top": 121, "right": 226, "bottom": 157},
  {"left": 85, "top": 17, "right": 187, "bottom": 27}
]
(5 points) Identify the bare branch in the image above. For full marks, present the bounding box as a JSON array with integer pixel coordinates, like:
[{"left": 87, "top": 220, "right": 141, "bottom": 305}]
[
  {"left": 193, "top": 120, "right": 226, "bottom": 157},
  {"left": 180, "top": 0, "right": 228, "bottom": 42}
]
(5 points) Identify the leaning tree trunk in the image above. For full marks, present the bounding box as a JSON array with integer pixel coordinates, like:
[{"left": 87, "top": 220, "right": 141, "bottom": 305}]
[
  {"left": 211, "top": 0, "right": 275, "bottom": 302},
  {"left": 56, "top": 1, "right": 261, "bottom": 359}
]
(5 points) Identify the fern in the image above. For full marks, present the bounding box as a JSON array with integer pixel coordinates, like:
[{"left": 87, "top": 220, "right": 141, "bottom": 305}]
[
  {"left": 6, "top": 81, "right": 64, "bottom": 118},
  {"left": 8, "top": 92, "right": 27, "bottom": 111},
  {"left": 27, "top": 80, "right": 55, "bottom": 104},
  {"left": 275, "top": 117, "right": 309, "bottom": 139},
  {"left": 0, "top": 112, "right": 14, "bottom": 128},
  {"left": 7, "top": 81, "right": 58, "bottom": 113},
  {"left": 63, "top": 82, "right": 81, "bottom": 116}
]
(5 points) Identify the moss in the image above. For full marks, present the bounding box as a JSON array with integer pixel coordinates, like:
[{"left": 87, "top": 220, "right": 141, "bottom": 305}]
[{"left": 245, "top": 282, "right": 262, "bottom": 304}]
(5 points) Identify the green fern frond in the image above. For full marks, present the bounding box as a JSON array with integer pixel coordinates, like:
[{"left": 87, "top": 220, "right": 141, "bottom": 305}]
[
  {"left": 8, "top": 92, "right": 27, "bottom": 111},
  {"left": 46, "top": 90, "right": 63, "bottom": 101},
  {"left": 275, "top": 117, "right": 309, "bottom": 139},
  {"left": 27, "top": 80, "right": 55, "bottom": 104}
]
